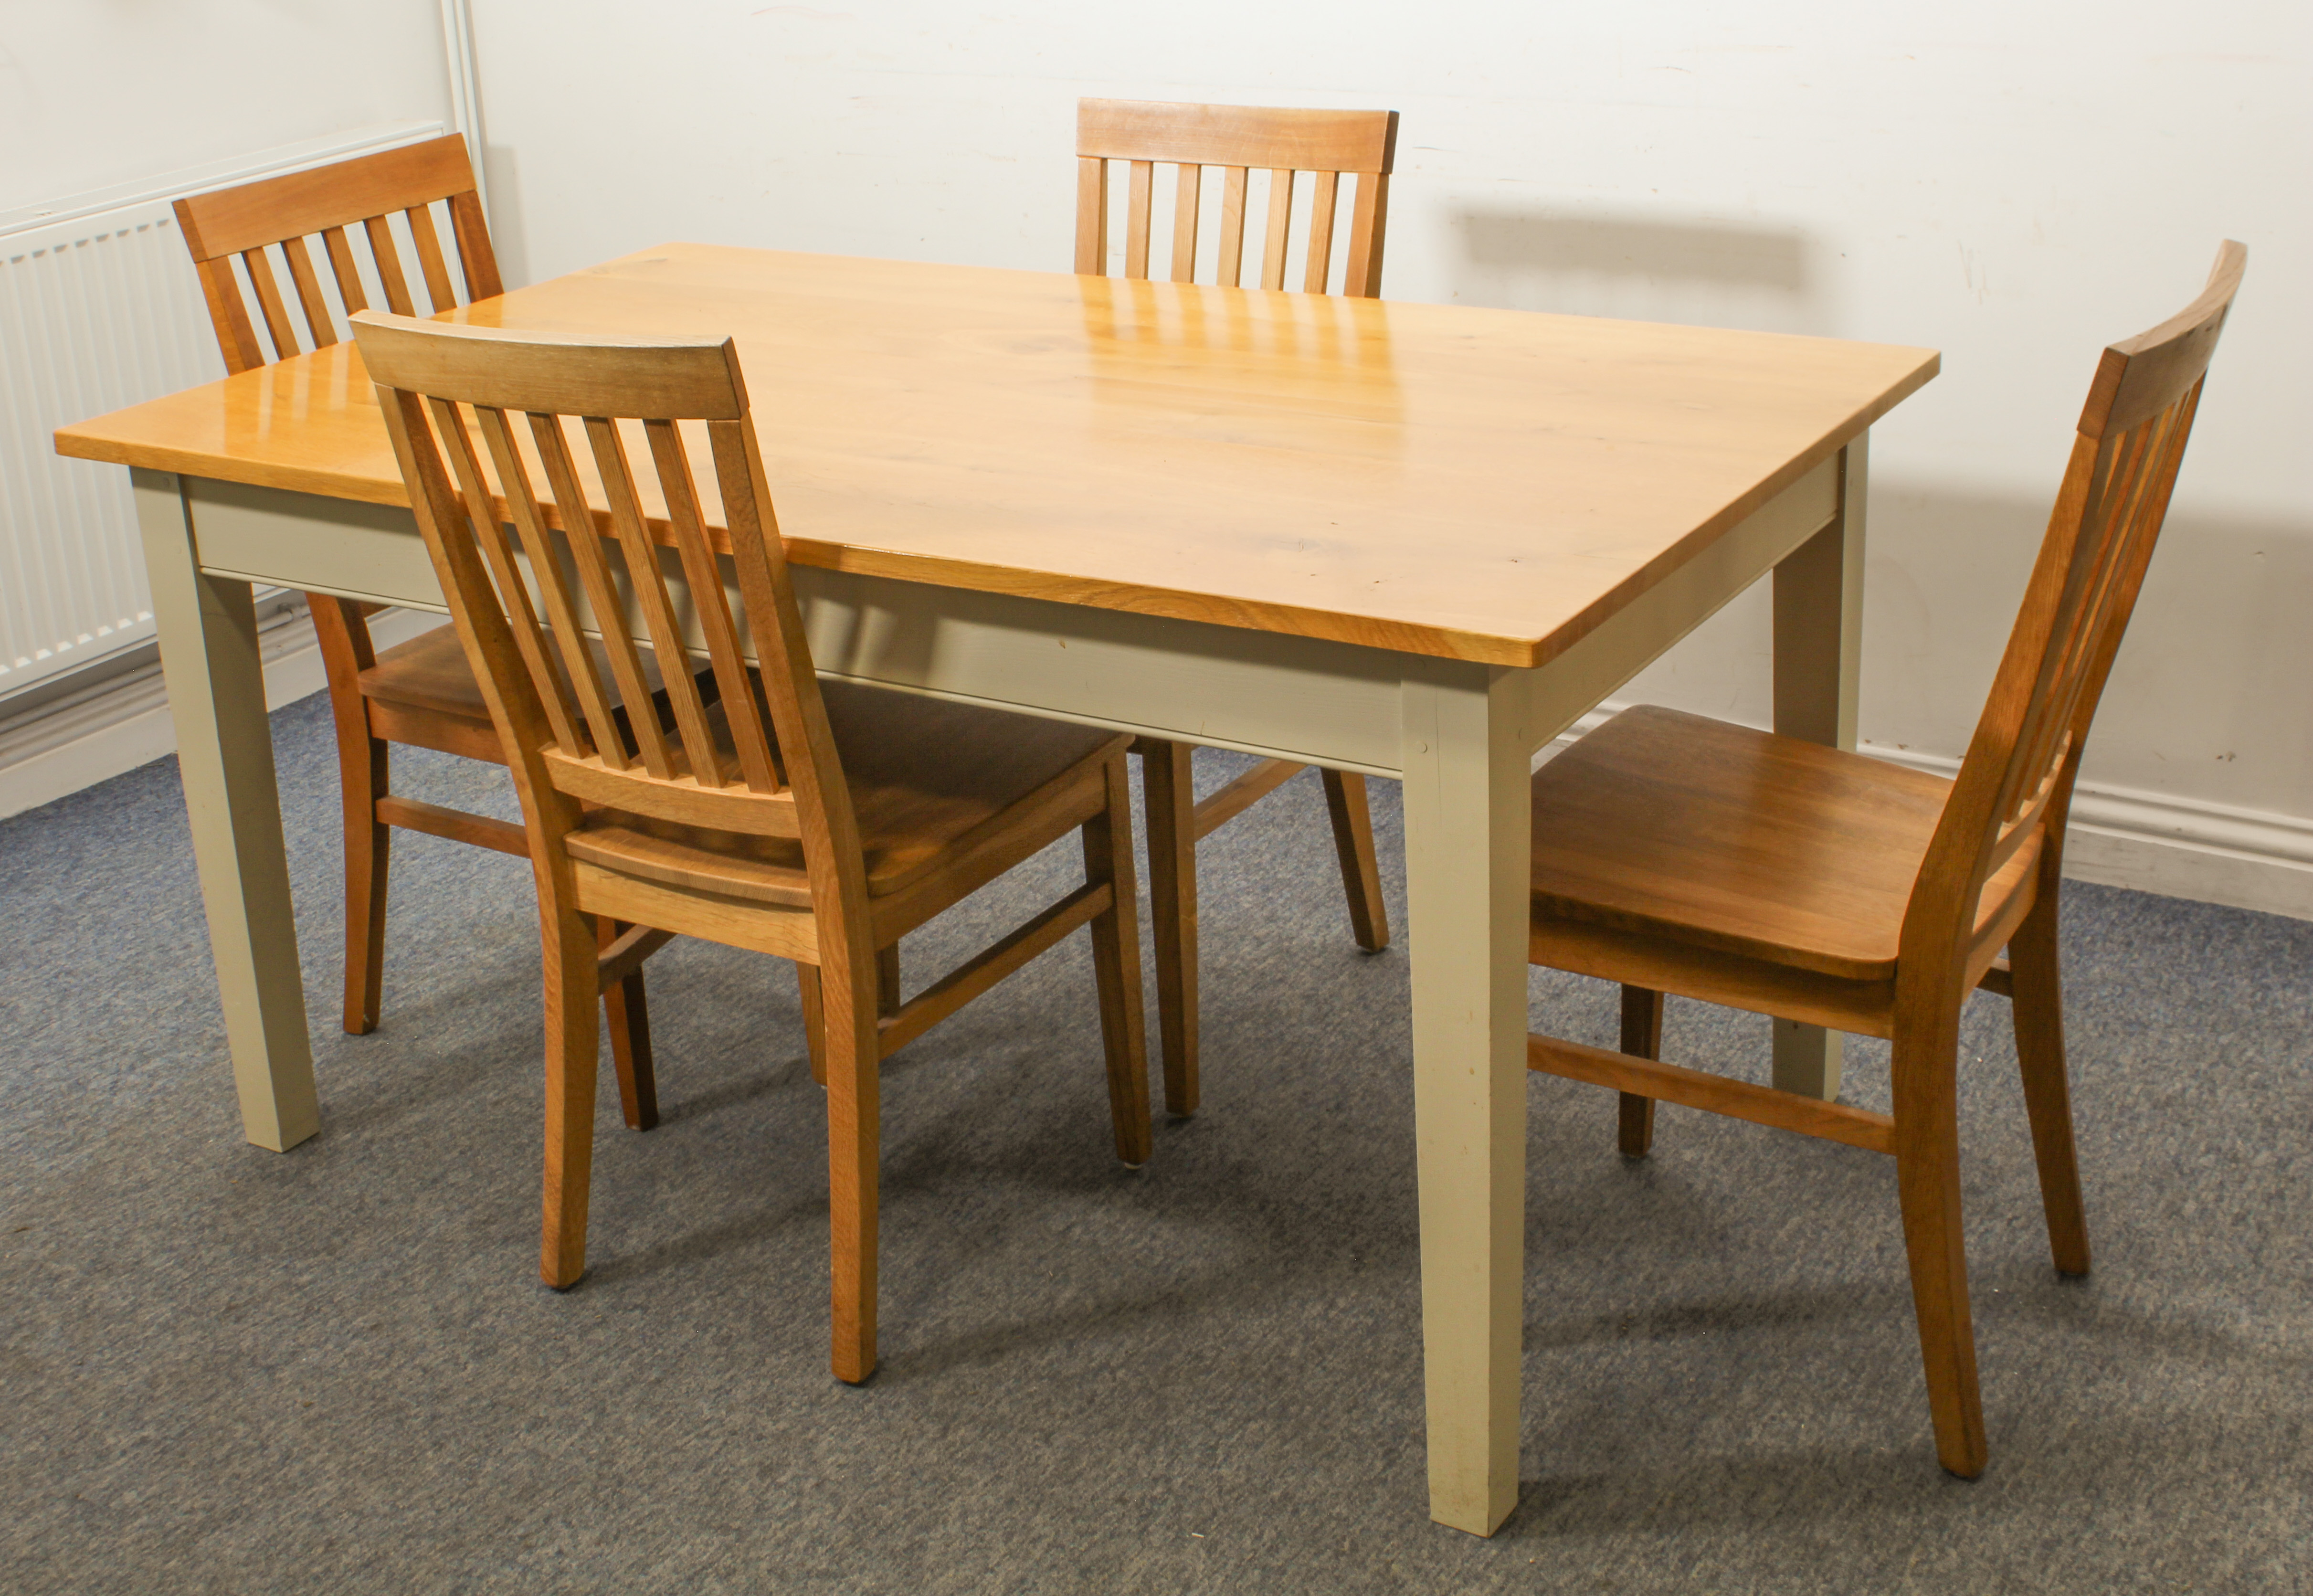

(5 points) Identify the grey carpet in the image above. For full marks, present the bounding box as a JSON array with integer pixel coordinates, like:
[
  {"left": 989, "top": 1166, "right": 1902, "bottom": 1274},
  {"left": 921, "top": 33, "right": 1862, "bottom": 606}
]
[{"left": 2, "top": 690, "right": 2307, "bottom": 1594}]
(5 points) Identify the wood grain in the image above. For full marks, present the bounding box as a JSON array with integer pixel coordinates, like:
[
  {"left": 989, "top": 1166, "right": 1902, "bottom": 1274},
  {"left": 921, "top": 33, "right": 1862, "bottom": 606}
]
[
  {"left": 1527, "top": 1032, "right": 1895, "bottom": 1154},
  {"left": 58, "top": 244, "right": 1939, "bottom": 669},
  {"left": 1529, "top": 705, "right": 2041, "bottom": 981}
]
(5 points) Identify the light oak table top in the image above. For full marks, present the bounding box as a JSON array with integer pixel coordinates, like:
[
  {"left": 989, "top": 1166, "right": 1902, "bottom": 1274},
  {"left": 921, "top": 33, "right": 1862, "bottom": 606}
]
[{"left": 57, "top": 243, "right": 1935, "bottom": 669}]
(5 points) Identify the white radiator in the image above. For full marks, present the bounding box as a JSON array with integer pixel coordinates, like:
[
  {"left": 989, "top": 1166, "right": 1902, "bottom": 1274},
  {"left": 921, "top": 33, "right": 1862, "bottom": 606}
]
[{"left": 0, "top": 122, "right": 443, "bottom": 702}]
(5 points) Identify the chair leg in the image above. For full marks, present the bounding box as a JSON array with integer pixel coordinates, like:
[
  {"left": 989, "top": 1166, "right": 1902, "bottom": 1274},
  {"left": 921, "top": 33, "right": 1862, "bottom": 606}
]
[
  {"left": 341, "top": 739, "right": 391, "bottom": 1036},
  {"left": 2009, "top": 893, "right": 2091, "bottom": 1275},
  {"left": 1320, "top": 769, "right": 1391, "bottom": 952},
  {"left": 1891, "top": 1025, "right": 1988, "bottom": 1479},
  {"left": 541, "top": 907, "right": 603, "bottom": 1290},
  {"left": 1085, "top": 755, "right": 1154, "bottom": 1166},
  {"left": 796, "top": 962, "right": 829, "bottom": 1087},
  {"left": 1139, "top": 739, "right": 1199, "bottom": 1117},
  {"left": 821, "top": 948, "right": 881, "bottom": 1384},
  {"left": 312, "top": 595, "right": 388, "bottom": 1036},
  {"left": 599, "top": 917, "right": 659, "bottom": 1132},
  {"left": 1617, "top": 984, "right": 1663, "bottom": 1158},
  {"left": 876, "top": 944, "right": 902, "bottom": 1018}
]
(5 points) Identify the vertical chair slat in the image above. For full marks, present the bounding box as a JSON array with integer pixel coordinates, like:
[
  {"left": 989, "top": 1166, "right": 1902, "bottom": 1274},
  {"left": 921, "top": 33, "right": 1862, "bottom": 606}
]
[
  {"left": 1993, "top": 523, "right": 2097, "bottom": 841},
  {"left": 281, "top": 237, "right": 339, "bottom": 349},
  {"left": 424, "top": 398, "right": 587, "bottom": 755},
  {"left": 240, "top": 247, "right": 303, "bottom": 360},
  {"left": 645, "top": 420, "right": 782, "bottom": 793},
  {"left": 706, "top": 420, "right": 798, "bottom": 791},
  {"left": 2061, "top": 381, "right": 2208, "bottom": 759},
  {"left": 1259, "top": 169, "right": 1295, "bottom": 290},
  {"left": 1343, "top": 171, "right": 1388, "bottom": 297},
  {"left": 2047, "top": 406, "right": 2184, "bottom": 758},
  {"left": 1993, "top": 425, "right": 2135, "bottom": 838},
  {"left": 447, "top": 191, "right": 502, "bottom": 300},
  {"left": 530, "top": 413, "right": 676, "bottom": 778},
  {"left": 365, "top": 214, "right": 418, "bottom": 315},
  {"left": 407, "top": 204, "right": 457, "bottom": 314},
  {"left": 1216, "top": 168, "right": 1249, "bottom": 287},
  {"left": 1170, "top": 164, "right": 1203, "bottom": 283},
  {"left": 2011, "top": 418, "right": 2165, "bottom": 823},
  {"left": 191, "top": 256, "right": 265, "bottom": 373},
  {"left": 1124, "top": 161, "right": 1154, "bottom": 280},
  {"left": 320, "top": 227, "right": 370, "bottom": 315},
  {"left": 706, "top": 418, "right": 837, "bottom": 805},
  {"left": 1303, "top": 171, "right": 1340, "bottom": 293},
  {"left": 473, "top": 406, "right": 631, "bottom": 766},
  {"left": 584, "top": 417, "right": 723, "bottom": 786},
  {"left": 2051, "top": 428, "right": 2152, "bottom": 691},
  {"left": 1074, "top": 158, "right": 1108, "bottom": 275}
]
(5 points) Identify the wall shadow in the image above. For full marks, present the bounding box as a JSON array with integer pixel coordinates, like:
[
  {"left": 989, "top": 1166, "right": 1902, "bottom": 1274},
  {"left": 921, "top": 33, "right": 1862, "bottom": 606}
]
[
  {"left": 482, "top": 142, "right": 528, "bottom": 289},
  {"left": 1458, "top": 209, "right": 1812, "bottom": 291},
  {"left": 1447, "top": 206, "right": 1824, "bottom": 332}
]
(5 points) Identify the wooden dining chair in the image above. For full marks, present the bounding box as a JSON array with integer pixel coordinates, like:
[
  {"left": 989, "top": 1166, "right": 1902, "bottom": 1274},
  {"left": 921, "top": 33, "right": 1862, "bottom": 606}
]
[
  {"left": 352, "top": 310, "right": 1153, "bottom": 1383},
  {"left": 1074, "top": 97, "right": 1399, "bottom": 1117},
  {"left": 1520, "top": 243, "right": 2246, "bottom": 1477},
  {"left": 175, "top": 134, "right": 664, "bottom": 1129}
]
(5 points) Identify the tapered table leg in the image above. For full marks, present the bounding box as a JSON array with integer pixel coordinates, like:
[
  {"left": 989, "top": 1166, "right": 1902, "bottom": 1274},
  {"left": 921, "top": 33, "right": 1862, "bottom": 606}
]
[
  {"left": 1769, "top": 434, "right": 1869, "bottom": 1101},
  {"left": 132, "top": 468, "right": 317, "bottom": 1151},
  {"left": 1400, "top": 663, "right": 1531, "bottom": 1536}
]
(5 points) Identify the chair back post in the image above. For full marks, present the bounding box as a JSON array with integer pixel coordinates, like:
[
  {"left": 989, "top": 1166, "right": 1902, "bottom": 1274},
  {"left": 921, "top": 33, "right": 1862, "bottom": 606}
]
[
  {"left": 1897, "top": 242, "right": 2248, "bottom": 989},
  {"left": 350, "top": 313, "right": 878, "bottom": 981},
  {"left": 1074, "top": 100, "right": 1398, "bottom": 296}
]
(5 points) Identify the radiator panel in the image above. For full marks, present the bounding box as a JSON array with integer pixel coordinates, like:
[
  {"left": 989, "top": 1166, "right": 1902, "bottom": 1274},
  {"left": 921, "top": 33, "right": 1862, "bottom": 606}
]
[
  {"left": 1, "top": 123, "right": 445, "bottom": 701},
  {"left": 0, "top": 208, "right": 218, "bottom": 695}
]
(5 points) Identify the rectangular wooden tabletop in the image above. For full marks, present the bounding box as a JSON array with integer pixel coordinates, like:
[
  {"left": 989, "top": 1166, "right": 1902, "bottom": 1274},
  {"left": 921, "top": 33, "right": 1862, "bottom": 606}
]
[{"left": 56, "top": 243, "right": 1936, "bottom": 668}]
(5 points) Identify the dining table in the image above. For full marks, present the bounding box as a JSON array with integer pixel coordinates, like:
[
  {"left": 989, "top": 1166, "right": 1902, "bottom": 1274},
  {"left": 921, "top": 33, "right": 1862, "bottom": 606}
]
[{"left": 54, "top": 242, "right": 1936, "bottom": 1534}]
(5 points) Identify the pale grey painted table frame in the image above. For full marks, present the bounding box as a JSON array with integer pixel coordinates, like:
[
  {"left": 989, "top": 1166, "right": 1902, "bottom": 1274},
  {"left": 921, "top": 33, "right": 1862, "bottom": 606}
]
[{"left": 128, "top": 435, "right": 1865, "bottom": 1537}]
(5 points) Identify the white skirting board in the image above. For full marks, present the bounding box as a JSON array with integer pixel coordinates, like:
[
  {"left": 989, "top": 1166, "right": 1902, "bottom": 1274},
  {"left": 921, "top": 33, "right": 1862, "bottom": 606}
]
[
  {"left": 1541, "top": 704, "right": 2313, "bottom": 926},
  {"left": 0, "top": 605, "right": 448, "bottom": 821},
  {"left": 1871, "top": 744, "right": 2313, "bottom": 925}
]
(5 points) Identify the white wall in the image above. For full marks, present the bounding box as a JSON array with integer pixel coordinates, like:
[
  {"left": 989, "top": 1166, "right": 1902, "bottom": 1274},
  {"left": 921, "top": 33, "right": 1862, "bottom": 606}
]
[
  {"left": 16, "top": 2, "right": 2302, "bottom": 899},
  {"left": 0, "top": 2, "right": 458, "bottom": 817},
  {"left": 0, "top": 1, "right": 454, "bottom": 216},
  {"left": 468, "top": 0, "right": 2313, "bottom": 911}
]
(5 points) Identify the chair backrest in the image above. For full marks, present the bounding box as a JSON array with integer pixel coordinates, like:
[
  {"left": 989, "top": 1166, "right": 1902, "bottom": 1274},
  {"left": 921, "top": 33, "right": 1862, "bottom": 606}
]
[
  {"left": 1904, "top": 242, "right": 2248, "bottom": 965},
  {"left": 1075, "top": 99, "right": 1397, "bottom": 296},
  {"left": 177, "top": 135, "right": 502, "bottom": 373},
  {"left": 349, "top": 311, "right": 859, "bottom": 879}
]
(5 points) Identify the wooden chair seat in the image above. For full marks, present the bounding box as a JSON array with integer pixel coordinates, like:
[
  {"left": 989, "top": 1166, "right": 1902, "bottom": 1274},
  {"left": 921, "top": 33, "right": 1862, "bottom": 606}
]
[
  {"left": 567, "top": 680, "right": 1129, "bottom": 907},
  {"left": 355, "top": 622, "right": 494, "bottom": 720},
  {"left": 359, "top": 624, "right": 694, "bottom": 720},
  {"left": 1531, "top": 706, "right": 2040, "bottom": 985}
]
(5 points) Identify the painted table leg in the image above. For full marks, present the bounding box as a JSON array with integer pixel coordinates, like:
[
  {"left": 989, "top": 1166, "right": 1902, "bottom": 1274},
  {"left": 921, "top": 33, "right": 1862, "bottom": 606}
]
[
  {"left": 131, "top": 469, "right": 318, "bottom": 1151},
  {"left": 1769, "top": 434, "right": 1868, "bottom": 1101},
  {"left": 1400, "top": 664, "right": 1531, "bottom": 1535}
]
